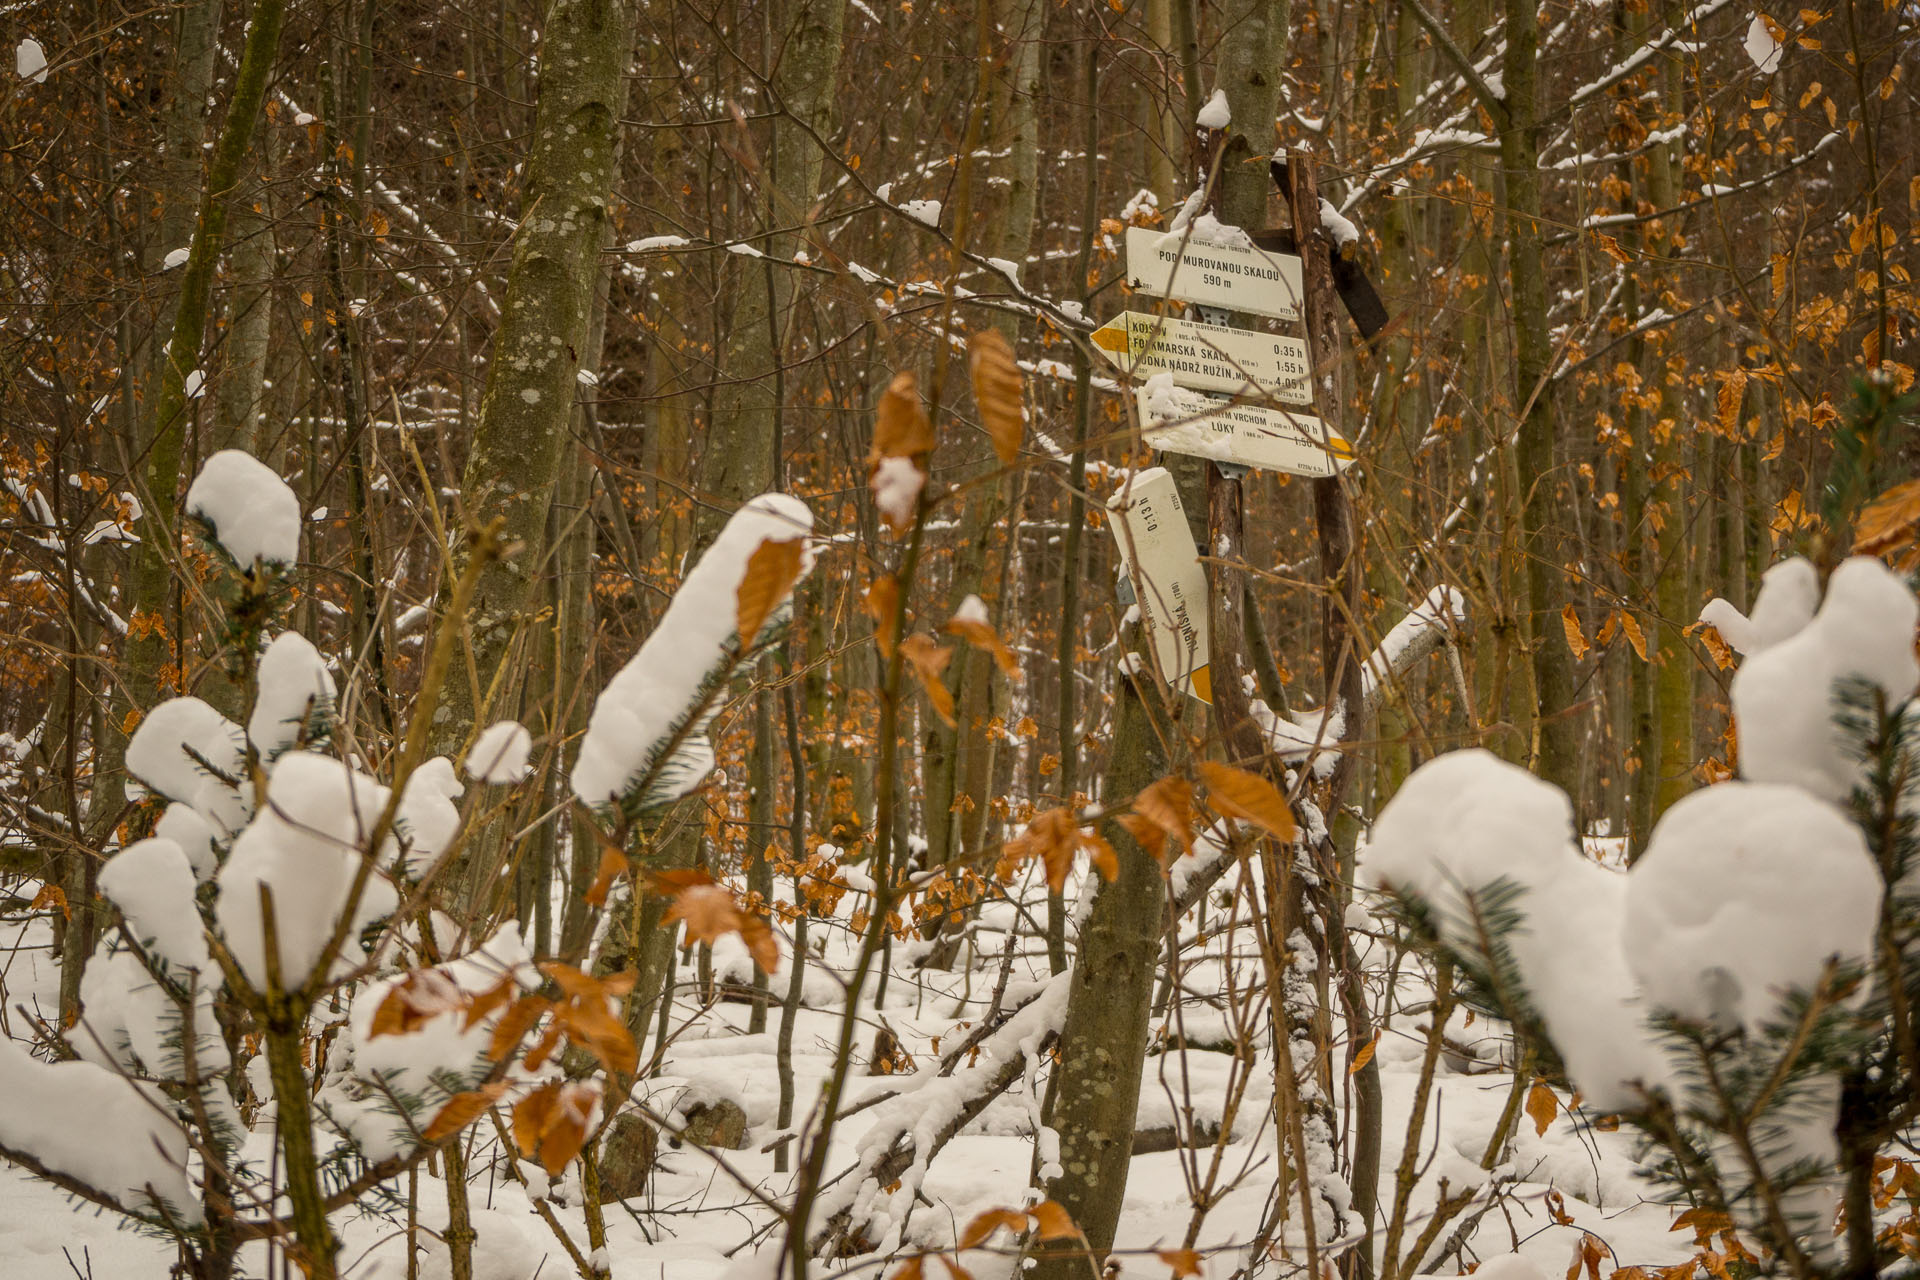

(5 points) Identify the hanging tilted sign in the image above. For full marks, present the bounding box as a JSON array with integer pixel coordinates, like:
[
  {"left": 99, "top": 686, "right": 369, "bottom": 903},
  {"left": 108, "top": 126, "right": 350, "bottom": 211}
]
[
  {"left": 1106, "top": 467, "right": 1211, "bottom": 704},
  {"left": 1090, "top": 312, "right": 1312, "bottom": 403},
  {"left": 1136, "top": 385, "right": 1354, "bottom": 480},
  {"left": 1126, "top": 227, "right": 1304, "bottom": 321}
]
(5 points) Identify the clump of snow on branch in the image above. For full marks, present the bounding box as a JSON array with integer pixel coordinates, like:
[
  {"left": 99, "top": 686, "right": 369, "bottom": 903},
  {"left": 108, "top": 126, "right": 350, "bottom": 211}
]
[
  {"left": 1196, "top": 89, "right": 1230, "bottom": 130},
  {"left": 127, "top": 696, "right": 246, "bottom": 806},
  {"left": 341, "top": 924, "right": 534, "bottom": 1159},
  {"left": 249, "top": 632, "right": 336, "bottom": 760},
  {"left": 99, "top": 837, "right": 209, "bottom": 973},
  {"left": 1698, "top": 555, "right": 1818, "bottom": 655},
  {"left": 1743, "top": 14, "right": 1784, "bottom": 75},
  {"left": 899, "top": 199, "right": 942, "bottom": 227},
  {"left": 468, "top": 720, "right": 533, "bottom": 783},
  {"left": 1362, "top": 749, "right": 1663, "bottom": 1109},
  {"left": 1318, "top": 197, "right": 1361, "bottom": 248},
  {"left": 1732, "top": 556, "right": 1918, "bottom": 802},
  {"left": 870, "top": 456, "right": 923, "bottom": 532},
  {"left": 1162, "top": 188, "right": 1255, "bottom": 252},
  {"left": 14, "top": 37, "right": 47, "bottom": 83},
  {"left": 572, "top": 493, "right": 814, "bottom": 811},
  {"left": 1625, "top": 783, "right": 1879, "bottom": 1035},
  {"left": 185, "top": 449, "right": 302, "bottom": 570},
  {"left": 155, "top": 802, "right": 219, "bottom": 881},
  {"left": 0, "top": 1043, "right": 196, "bottom": 1220},
  {"left": 215, "top": 751, "right": 399, "bottom": 989}
]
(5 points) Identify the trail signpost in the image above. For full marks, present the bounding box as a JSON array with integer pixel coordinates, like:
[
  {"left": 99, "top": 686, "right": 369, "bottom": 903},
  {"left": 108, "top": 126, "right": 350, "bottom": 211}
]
[
  {"left": 1136, "top": 386, "right": 1354, "bottom": 479},
  {"left": 1090, "top": 312, "right": 1311, "bottom": 403},
  {"left": 1105, "top": 467, "right": 1210, "bottom": 704},
  {"left": 1125, "top": 226, "right": 1304, "bottom": 321}
]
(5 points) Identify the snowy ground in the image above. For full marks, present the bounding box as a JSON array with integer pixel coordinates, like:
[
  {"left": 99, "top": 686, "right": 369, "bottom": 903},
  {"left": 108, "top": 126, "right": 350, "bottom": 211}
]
[{"left": 0, "top": 856, "right": 1699, "bottom": 1280}]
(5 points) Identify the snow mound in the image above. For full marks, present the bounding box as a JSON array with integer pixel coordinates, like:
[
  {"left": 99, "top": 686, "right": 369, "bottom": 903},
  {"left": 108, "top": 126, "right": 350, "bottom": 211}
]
[
  {"left": 1363, "top": 749, "right": 1664, "bottom": 1108},
  {"left": 1626, "top": 782, "right": 1880, "bottom": 1034},
  {"left": 1733, "top": 556, "right": 1919, "bottom": 802},
  {"left": 396, "top": 756, "right": 463, "bottom": 875},
  {"left": 1743, "top": 14, "right": 1784, "bottom": 75},
  {"left": 1196, "top": 89, "right": 1230, "bottom": 130},
  {"left": 185, "top": 449, "right": 301, "bottom": 569}
]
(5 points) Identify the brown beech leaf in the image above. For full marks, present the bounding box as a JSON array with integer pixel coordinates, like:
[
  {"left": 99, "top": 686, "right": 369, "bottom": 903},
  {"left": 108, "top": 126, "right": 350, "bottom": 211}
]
[
  {"left": 1198, "top": 762, "right": 1295, "bottom": 842},
  {"left": 1854, "top": 478, "right": 1920, "bottom": 556},
  {"left": 737, "top": 537, "right": 805, "bottom": 649},
  {"left": 369, "top": 969, "right": 465, "bottom": 1039},
  {"left": 29, "top": 883, "right": 69, "bottom": 921},
  {"left": 1347, "top": 1030, "right": 1380, "bottom": 1075},
  {"left": 888, "top": 1260, "right": 926, "bottom": 1280},
  {"left": 488, "top": 994, "right": 551, "bottom": 1061},
  {"left": 461, "top": 976, "right": 517, "bottom": 1032},
  {"left": 1527, "top": 1079, "right": 1560, "bottom": 1137},
  {"left": 937, "top": 1258, "right": 975, "bottom": 1280},
  {"left": 1618, "top": 610, "right": 1649, "bottom": 663},
  {"left": 944, "top": 602, "right": 1021, "bottom": 680},
  {"left": 1158, "top": 1249, "right": 1205, "bottom": 1278},
  {"left": 1125, "top": 776, "right": 1196, "bottom": 861},
  {"left": 1562, "top": 604, "right": 1590, "bottom": 661},
  {"left": 513, "top": 1080, "right": 600, "bottom": 1176},
  {"left": 422, "top": 1081, "right": 508, "bottom": 1142},
  {"left": 866, "top": 575, "right": 901, "bottom": 658},
  {"left": 959, "top": 1207, "right": 1029, "bottom": 1249},
  {"left": 585, "top": 842, "right": 627, "bottom": 908},
  {"left": 967, "top": 328, "right": 1025, "bottom": 465},
  {"left": 872, "top": 370, "right": 936, "bottom": 463},
  {"left": 1079, "top": 831, "right": 1119, "bottom": 883},
  {"left": 1027, "top": 1200, "right": 1077, "bottom": 1241},
  {"left": 659, "top": 877, "right": 780, "bottom": 975},
  {"left": 900, "top": 633, "right": 957, "bottom": 726},
  {"left": 1717, "top": 368, "right": 1748, "bottom": 435}
]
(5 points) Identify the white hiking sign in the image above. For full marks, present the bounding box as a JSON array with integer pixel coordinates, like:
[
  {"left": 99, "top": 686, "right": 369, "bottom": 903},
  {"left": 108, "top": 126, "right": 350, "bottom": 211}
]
[
  {"left": 1091, "top": 311, "right": 1311, "bottom": 404},
  {"left": 1137, "top": 385, "right": 1355, "bottom": 480},
  {"left": 1106, "top": 467, "right": 1211, "bottom": 704},
  {"left": 1126, "top": 226, "right": 1304, "bottom": 321}
]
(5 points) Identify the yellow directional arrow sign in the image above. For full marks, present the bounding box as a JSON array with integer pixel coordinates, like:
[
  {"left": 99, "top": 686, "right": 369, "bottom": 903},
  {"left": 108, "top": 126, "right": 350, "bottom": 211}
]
[
  {"left": 1138, "top": 385, "right": 1355, "bottom": 480},
  {"left": 1091, "top": 311, "right": 1311, "bottom": 404}
]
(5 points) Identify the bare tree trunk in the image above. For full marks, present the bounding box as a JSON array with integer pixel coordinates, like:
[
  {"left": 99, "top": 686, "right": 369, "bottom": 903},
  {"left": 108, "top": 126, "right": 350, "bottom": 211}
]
[{"left": 433, "top": 0, "right": 639, "bottom": 778}]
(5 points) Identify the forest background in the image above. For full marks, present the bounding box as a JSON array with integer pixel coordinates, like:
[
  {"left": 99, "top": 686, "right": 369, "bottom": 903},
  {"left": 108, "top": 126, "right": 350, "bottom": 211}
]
[{"left": 0, "top": 0, "right": 1916, "bottom": 1277}]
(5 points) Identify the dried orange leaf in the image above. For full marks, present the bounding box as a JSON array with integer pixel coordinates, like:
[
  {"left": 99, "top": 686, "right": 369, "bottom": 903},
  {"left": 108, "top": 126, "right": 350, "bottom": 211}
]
[
  {"left": 900, "top": 633, "right": 957, "bottom": 726},
  {"left": 586, "top": 843, "right": 627, "bottom": 908},
  {"left": 461, "top": 976, "right": 517, "bottom": 1031},
  {"left": 1854, "top": 478, "right": 1920, "bottom": 556},
  {"left": 423, "top": 1082, "right": 508, "bottom": 1142},
  {"left": 967, "top": 328, "right": 1025, "bottom": 466},
  {"left": 1158, "top": 1248, "right": 1205, "bottom": 1278},
  {"left": 1198, "top": 762, "right": 1295, "bottom": 842},
  {"left": 1027, "top": 1200, "right": 1077, "bottom": 1241},
  {"left": 959, "top": 1207, "right": 1029, "bottom": 1249},
  {"left": 1127, "top": 777, "right": 1196, "bottom": 860},
  {"left": 1618, "top": 611, "right": 1649, "bottom": 662},
  {"left": 30, "top": 884, "right": 69, "bottom": 921},
  {"left": 737, "top": 537, "right": 805, "bottom": 649},
  {"left": 1348, "top": 1030, "right": 1380, "bottom": 1075},
  {"left": 1561, "top": 604, "right": 1590, "bottom": 661},
  {"left": 369, "top": 969, "right": 465, "bottom": 1039},
  {"left": 872, "top": 370, "right": 936, "bottom": 463},
  {"left": 488, "top": 994, "right": 551, "bottom": 1061},
  {"left": 1527, "top": 1079, "right": 1559, "bottom": 1137},
  {"left": 945, "top": 601, "right": 1021, "bottom": 680},
  {"left": 866, "top": 575, "right": 901, "bottom": 658}
]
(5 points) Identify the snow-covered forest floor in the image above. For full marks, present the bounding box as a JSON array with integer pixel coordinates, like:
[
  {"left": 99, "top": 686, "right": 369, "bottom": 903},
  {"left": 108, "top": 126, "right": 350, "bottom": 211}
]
[{"left": 0, "top": 858, "right": 1702, "bottom": 1280}]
